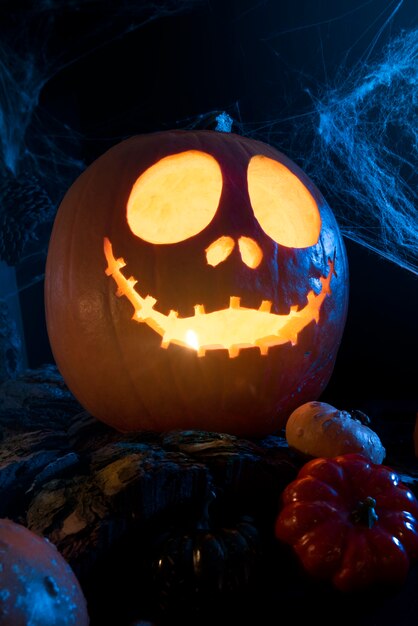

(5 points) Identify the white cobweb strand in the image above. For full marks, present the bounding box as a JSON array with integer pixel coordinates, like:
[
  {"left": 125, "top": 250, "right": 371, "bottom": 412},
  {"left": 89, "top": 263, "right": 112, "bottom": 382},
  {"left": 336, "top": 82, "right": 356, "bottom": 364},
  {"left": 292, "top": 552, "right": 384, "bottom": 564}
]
[{"left": 306, "top": 28, "right": 418, "bottom": 275}]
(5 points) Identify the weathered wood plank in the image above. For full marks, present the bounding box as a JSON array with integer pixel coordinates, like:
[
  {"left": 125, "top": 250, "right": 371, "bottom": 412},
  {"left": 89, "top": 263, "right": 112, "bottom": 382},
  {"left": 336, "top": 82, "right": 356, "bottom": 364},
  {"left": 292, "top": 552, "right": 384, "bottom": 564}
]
[{"left": 0, "top": 365, "right": 299, "bottom": 625}]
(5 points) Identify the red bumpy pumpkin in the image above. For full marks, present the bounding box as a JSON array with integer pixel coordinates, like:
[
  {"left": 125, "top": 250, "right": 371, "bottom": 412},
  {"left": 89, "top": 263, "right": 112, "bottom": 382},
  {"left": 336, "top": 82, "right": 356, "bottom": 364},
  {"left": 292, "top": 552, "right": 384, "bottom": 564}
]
[
  {"left": 45, "top": 130, "right": 349, "bottom": 435},
  {"left": 275, "top": 453, "right": 418, "bottom": 591}
]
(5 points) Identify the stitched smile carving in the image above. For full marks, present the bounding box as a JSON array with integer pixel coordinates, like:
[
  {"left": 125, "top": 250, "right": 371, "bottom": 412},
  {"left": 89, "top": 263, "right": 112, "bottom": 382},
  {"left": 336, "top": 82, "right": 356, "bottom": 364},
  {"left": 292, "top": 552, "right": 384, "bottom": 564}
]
[{"left": 104, "top": 238, "right": 334, "bottom": 358}]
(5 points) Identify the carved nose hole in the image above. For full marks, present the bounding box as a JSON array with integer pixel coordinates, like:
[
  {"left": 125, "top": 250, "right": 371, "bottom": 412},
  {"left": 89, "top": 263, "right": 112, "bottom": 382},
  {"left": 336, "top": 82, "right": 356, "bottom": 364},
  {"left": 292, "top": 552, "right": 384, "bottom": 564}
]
[
  {"left": 205, "top": 236, "right": 235, "bottom": 267},
  {"left": 238, "top": 237, "right": 263, "bottom": 268},
  {"left": 206, "top": 236, "right": 263, "bottom": 268}
]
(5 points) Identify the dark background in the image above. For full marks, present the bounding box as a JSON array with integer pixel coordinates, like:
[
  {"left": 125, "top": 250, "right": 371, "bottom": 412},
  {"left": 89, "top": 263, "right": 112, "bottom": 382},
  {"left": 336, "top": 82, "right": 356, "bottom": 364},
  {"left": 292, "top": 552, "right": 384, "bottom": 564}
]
[
  {"left": 2, "top": 0, "right": 417, "bottom": 420},
  {"left": 0, "top": 3, "right": 417, "bottom": 625}
]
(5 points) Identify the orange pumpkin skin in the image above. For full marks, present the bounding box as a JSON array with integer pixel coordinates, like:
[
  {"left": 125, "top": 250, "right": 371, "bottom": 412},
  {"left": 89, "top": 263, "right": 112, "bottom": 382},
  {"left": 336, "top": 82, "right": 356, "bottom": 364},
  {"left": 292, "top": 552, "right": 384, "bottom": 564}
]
[{"left": 44, "top": 130, "right": 349, "bottom": 436}]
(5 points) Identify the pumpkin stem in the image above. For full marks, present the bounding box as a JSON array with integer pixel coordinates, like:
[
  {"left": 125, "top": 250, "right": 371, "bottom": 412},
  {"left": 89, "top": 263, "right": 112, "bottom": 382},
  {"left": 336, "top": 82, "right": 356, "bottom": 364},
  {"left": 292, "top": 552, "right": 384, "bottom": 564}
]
[
  {"left": 215, "top": 112, "right": 234, "bottom": 133},
  {"left": 185, "top": 110, "right": 234, "bottom": 133},
  {"left": 351, "top": 496, "right": 379, "bottom": 528}
]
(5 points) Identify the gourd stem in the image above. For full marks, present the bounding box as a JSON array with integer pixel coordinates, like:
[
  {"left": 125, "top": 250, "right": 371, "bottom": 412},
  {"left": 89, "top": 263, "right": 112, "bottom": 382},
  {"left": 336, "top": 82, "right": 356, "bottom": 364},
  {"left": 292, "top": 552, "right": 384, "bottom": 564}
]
[
  {"left": 348, "top": 408, "right": 371, "bottom": 426},
  {"left": 351, "top": 496, "right": 379, "bottom": 528}
]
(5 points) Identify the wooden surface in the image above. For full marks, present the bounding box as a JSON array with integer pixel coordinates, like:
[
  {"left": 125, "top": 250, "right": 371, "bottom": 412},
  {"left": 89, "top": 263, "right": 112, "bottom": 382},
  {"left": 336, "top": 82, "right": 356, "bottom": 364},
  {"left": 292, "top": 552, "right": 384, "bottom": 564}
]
[
  {"left": 0, "top": 365, "right": 298, "bottom": 624},
  {"left": 0, "top": 364, "right": 417, "bottom": 625}
]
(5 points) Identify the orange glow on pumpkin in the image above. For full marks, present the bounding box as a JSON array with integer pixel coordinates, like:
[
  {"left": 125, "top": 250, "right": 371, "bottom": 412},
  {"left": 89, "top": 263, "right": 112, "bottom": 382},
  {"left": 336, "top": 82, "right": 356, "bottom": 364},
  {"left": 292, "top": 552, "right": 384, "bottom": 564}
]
[
  {"left": 238, "top": 236, "right": 263, "bottom": 269},
  {"left": 127, "top": 150, "right": 223, "bottom": 244},
  {"left": 104, "top": 237, "right": 334, "bottom": 358},
  {"left": 247, "top": 154, "right": 321, "bottom": 248},
  {"left": 205, "top": 236, "right": 235, "bottom": 266},
  {"left": 45, "top": 129, "right": 349, "bottom": 436},
  {"left": 205, "top": 235, "right": 263, "bottom": 268}
]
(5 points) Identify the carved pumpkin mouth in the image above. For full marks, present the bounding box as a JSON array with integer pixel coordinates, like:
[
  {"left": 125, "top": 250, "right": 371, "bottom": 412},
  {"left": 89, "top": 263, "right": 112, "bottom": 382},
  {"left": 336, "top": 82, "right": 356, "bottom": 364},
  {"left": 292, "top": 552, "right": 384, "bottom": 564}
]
[{"left": 104, "top": 237, "right": 334, "bottom": 358}]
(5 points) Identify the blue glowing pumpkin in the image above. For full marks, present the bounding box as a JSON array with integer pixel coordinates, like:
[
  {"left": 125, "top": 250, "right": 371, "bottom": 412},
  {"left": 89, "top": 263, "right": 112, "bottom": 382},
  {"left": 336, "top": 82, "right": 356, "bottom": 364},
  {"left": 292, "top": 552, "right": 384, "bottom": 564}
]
[{"left": 0, "top": 518, "right": 89, "bottom": 625}]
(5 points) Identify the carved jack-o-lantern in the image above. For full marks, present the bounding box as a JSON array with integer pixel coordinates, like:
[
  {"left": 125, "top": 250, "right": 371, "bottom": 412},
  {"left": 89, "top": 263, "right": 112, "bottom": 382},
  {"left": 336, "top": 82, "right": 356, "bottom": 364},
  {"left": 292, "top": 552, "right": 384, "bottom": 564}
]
[{"left": 45, "top": 130, "right": 349, "bottom": 436}]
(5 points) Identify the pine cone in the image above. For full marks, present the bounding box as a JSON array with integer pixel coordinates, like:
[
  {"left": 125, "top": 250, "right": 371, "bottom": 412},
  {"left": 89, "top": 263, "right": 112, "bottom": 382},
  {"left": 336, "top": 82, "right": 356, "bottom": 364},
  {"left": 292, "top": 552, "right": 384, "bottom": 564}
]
[{"left": 0, "top": 171, "right": 54, "bottom": 265}]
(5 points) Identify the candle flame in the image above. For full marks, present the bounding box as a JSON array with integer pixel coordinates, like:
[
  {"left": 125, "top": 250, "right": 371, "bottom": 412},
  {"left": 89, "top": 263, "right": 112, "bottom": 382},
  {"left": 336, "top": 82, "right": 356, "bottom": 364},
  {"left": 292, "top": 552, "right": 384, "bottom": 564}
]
[{"left": 185, "top": 329, "right": 199, "bottom": 351}]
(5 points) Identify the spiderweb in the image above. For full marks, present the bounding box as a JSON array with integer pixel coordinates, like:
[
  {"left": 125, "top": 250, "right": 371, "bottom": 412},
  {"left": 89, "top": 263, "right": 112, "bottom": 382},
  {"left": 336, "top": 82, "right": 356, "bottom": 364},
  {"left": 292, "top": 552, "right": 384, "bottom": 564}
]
[
  {"left": 0, "top": 0, "right": 417, "bottom": 277},
  {"left": 182, "top": 13, "right": 418, "bottom": 276},
  {"left": 300, "top": 26, "right": 418, "bottom": 276},
  {"left": 0, "top": 0, "right": 203, "bottom": 268}
]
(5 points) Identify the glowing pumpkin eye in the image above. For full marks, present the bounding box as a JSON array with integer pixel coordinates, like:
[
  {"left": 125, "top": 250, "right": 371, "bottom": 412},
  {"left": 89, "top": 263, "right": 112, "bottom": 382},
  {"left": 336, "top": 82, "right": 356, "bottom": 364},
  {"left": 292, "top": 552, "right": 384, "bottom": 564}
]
[
  {"left": 126, "top": 150, "right": 222, "bottom": 244},
  {"left": 247, "top": 155, "right": 321, "bottom": 248}
]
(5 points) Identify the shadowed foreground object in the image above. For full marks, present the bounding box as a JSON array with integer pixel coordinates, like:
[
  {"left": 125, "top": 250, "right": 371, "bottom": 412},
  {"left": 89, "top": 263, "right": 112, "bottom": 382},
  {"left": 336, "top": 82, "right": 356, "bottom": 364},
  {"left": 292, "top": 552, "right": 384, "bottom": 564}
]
[
  {"left": 0, "top": 518, "right": 89, "bottom": 625},
  {"left": 0, "top": 365, "right": 417, "bottom": 626},
  {"left": 45, "top": 129, "right": 349, "bottom": 436}
]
